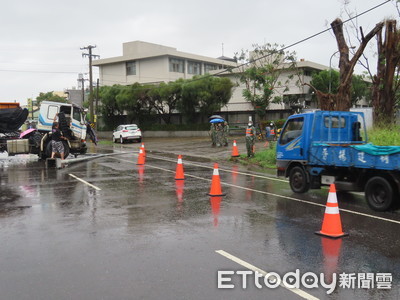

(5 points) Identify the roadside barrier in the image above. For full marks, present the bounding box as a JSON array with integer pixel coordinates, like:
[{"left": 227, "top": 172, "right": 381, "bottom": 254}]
[
  {"left": 208, "top": 163, "right": 226, "bottom": 196},
  {"left": 315, "top": 184, "right": 348, "bottom": 238},
  {"left": 231, "top": 140, "right": 240, "bottom": 157},
  {"left": 175, "top": 155, "right": 185, "bottom": 180}
]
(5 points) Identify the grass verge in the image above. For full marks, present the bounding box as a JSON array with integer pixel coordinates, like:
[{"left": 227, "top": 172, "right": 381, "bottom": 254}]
[{"left": 231, "top": 142, "right": 277, "bottom": 169}]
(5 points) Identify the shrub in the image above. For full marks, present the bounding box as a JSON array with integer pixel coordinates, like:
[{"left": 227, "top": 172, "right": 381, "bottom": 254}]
[{"left": 368, "top": 125, "right": 400, "bottom": 146}]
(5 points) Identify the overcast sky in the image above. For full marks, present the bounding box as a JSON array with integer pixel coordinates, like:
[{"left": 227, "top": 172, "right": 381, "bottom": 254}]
[{"left": 0, "top": 0, "right": 398, "bottom": 104}]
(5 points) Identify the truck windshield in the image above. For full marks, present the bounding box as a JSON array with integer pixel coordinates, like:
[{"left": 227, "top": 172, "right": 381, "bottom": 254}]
[{"left": 279, "top": 117, "right": 304, "bottom": 145}]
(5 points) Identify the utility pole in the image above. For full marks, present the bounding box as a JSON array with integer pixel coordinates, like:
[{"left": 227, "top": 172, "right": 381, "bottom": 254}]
[
  {"left": 95, "top": 78, "right": 99, "bottom": 131},
  {"left": 80, "top": 45, "right": 100, "bottom": 124}
]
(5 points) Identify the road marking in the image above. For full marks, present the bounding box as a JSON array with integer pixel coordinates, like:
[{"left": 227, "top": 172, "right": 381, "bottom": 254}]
[
  {"left": 69, "top": 173, "right": 101, "bottom": 191},
  {"left": 110, "top": 157, "right": 400, "bottom": 225},
  {"left": 146, "top": 153, "right": 288, "bottom": 183},
  {"left": 216, "top": 250, "right": 319, "bottom": 300}
]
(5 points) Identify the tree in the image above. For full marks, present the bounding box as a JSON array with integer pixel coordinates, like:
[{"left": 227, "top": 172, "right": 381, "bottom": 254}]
[
  {"left": 179, "top": 76, "right": 234, "bottom": 122},
  {"left": 306, "top": 19, "right": 383, "bottom": 111},
  {"left": 234, "top": 43, "right": 299, "bottom": 120},
  {"left": 99, "top": 85, "right": 124, "bottom": 129},
  {"left": 310, "top": 70, "right": 371, "bottom": 107},
  {"left": 371, "top": 20, "right": 400, "bottom": 125},
  {"left": 36, "top": 91, "right": 68, "bottom": 106},
  {"left": 147, "top": 80, "right": 183, "bottom": 124},
  {"left": 331, "top": 18, "right": 383, "bottom": 111},
  {"left": 116, "top": 83, "right": 150, "bottom": 123}
]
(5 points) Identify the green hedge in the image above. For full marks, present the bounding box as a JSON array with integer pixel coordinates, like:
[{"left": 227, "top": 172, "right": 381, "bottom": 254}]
[{"left": 140, "top": 123, "right": 210, "bottom": 131}]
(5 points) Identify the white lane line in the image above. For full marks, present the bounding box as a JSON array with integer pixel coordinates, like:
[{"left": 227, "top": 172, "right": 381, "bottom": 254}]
[
  {"left": 69, "top": 173, "right": 101, "bottom": 191},
  {"left": 146, "top": 153, "right": 288, "bottom": 183},
  {"left": 216, "top": 250, "right": 319, "bottom": 300},
  {"left": 110, "top": 157, "right": 400, "bottom": 225}
]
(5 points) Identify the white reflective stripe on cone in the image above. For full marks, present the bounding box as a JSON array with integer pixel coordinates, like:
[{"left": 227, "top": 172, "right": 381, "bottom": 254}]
[
  {"left": 327, "top": 193, "right": 338, "bottom": 204},
  {"left": 177, "top": 158, "right": 182, "bottom": 164},
  {"left": 213, "top": 168, "right": 219, "bottom": 176},
  {"left": 325, "top": 206, "right": 340, "bottom": 214}
]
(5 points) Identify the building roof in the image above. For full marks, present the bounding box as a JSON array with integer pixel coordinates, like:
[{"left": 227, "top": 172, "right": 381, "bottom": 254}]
[{"left": 93, "top": 41, "right": 238, "bottom": 67}]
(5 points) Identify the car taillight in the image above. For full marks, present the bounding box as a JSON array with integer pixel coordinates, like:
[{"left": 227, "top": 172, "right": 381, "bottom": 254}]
[
  {"left": 122, "top": 130, "right": 128, "bottom": 132},
  {"left": 137, "top": 129, "right": 141, "bottom": 131}
]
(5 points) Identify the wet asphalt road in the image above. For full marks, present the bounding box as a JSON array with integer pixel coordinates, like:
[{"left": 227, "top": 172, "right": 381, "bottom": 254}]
[{"left": 1, "top": 137, "right": 400, "bottom": 300}]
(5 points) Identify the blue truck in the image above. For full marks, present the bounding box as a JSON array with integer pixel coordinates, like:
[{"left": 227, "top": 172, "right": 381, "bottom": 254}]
[{"left": 276, "top": 110, "right": 400, "bottom": 211}]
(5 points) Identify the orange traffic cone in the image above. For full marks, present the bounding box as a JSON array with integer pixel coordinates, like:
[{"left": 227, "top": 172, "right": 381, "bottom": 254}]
[
  {"left": 231, "top": 140, "right": 240, "bottom": 157},
  {"left": 175, "top": 155, "right": 185, "bottom": 180},
  {"left": 208, "top": 163, "right": 226, "bottom": 197},
  {"left": 315, "top": 184, "right": 348, "bottom": 239},
  {"left": 140, "top": 143, "right": 146, "bottom": 157},
  {"left": 136, "top": 148, "right": 145, "bottom": 165}
]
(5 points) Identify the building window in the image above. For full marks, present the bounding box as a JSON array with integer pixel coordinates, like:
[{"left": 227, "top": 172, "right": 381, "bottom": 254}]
[
  {"left": 126, "top": 61, "right": 136, "bottom": 75},
  {"left": 204, "top": 63, "right": 218, "bottom": 73},
  {"left": 188, "top": 61, "right": 201, "bottom": 75},
  {"left": 169, "top": 58, "right": 184, "bottom": 73}
]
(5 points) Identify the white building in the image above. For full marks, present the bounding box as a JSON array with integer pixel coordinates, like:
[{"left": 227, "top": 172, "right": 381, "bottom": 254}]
[
  {"left": 93, "top": 41, "right": 332, "bottom": 122},
  {"left": 93, "top": 41, "right": 237, "bottom": 86}
]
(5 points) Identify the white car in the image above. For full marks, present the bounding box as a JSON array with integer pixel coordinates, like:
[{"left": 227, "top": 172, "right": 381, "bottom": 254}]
[{"left": 113, "top": 124, "right": 142, "bottom": 143}]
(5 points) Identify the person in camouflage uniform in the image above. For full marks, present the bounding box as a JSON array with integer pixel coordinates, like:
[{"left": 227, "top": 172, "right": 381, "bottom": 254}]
[
  {"left": 216, "top": 123, "right": 224, "bottom": 147},
  {"left": 222, "top": 121, "right": 229, "bottom": 146},
  {"left": 210, "top": 124, "right": 217, "bottom": 147},
  {"left": 245, "top": 120, "right": 256, "bottom": 157}
]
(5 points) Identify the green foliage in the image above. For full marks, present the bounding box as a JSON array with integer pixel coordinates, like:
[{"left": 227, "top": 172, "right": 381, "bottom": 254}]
[
  {"left": 351, "top": 74, "right": 372, "bottom": 106},
  {"left": 179, "top": 76, "right": 234, "bottom": 122},
  {"left": 140, "top": 123, "right": 210, "bottom": 131},
  {"left": 36, "top": 91, "right": 68, "bottom": 106},
  {"left": 311, "top": 70, "right": 371, "bottom": 106},
  {"left": 310, "top": 70, "right": 339, "bottom": 94},
  {"left": 98, "top": 76, "right": 234, "bottom": 129},
  {"left": 234, "top": 43, "right": 299, "bottom": 120},
  {"left": 368, "top": 125, "right": 400, "bottom": 146}
]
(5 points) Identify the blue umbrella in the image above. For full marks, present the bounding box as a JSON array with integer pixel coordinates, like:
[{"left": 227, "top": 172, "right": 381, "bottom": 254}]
[{"left": 210, "top": 118, "right": 224, "bottom": 123}]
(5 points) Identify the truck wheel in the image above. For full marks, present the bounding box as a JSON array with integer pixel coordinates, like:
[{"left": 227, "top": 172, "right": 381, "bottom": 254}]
[
  {"left": 289, "top": 166, "right": 310, "bottom": 193},
  {"left": 45, "top": 141, "right": 70, "bottom": 159},
  {"left": 365, "top": 176, "right": 394, "bottom": 211}
]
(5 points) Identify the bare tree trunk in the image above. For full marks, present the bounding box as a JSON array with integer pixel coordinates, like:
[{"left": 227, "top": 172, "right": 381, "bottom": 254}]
[
  {"left": 329, "top": 19, "right": 384, "bottom": 111},
  {"left": 372, "top": 20, "right": 400, "bottom": 125}
]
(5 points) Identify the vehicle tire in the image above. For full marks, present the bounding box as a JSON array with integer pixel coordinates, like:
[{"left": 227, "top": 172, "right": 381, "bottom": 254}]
[
  {"left": 365, "top": 176, "right": 394, "bottom": 211},
  {"left": 113, "top": 136, "right": 118, "bottom": 143},
  {"left": 120, "top": 136, "right": 124, "bottom": 144},
  {"left": 62, "top": 141, "right": 70, "bottom": 159},
  {"left": 289, "top": 166, "right": 310, "bottom": 193},
  {"left": 138, "top": 138, "right": 142, "bottom": 143},
  {"left": 45, "top": 140, "right": 70, "bottom": 159}
]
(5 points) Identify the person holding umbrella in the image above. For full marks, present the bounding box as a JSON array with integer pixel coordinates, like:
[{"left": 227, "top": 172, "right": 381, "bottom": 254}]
[{"left": 209, "top": 116, "right": 225, "bottom": 147}]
